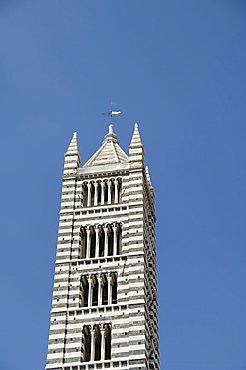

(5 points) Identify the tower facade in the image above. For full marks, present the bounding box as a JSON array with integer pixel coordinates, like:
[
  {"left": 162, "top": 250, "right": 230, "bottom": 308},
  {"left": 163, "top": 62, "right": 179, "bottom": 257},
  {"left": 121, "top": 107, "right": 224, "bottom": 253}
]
[{"left": 45, "top": 124, "right": 159, "bottom": 370}]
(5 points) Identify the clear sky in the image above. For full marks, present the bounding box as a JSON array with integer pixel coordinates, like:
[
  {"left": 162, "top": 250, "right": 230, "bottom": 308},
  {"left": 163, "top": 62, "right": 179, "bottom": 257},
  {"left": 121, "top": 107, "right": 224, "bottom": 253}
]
[{"left": 0, "top": 1, "right": 246, "bottom": 369}]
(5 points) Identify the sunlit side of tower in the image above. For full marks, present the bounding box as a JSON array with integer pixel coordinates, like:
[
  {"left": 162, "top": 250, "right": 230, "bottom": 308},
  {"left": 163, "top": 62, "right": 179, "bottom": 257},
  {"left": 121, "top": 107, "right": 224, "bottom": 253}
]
[{"left": 45, "top": 123, "right": 159, "bottom": 370}]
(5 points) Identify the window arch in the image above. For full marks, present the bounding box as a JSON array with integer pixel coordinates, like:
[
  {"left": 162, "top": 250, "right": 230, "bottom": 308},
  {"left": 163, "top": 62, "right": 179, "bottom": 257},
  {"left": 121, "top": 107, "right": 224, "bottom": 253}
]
[
  {"left": 81, "top": 178, "right": 123, "bottom": 207},
  {"left": 79, "top": 223, "right": 122, "bottom": 259},
  {"left": 80, "top": 273, "right": 117, "bottom": 307},
  {"left": 81, "top": 324, "right": 111, "bottom": 362}
]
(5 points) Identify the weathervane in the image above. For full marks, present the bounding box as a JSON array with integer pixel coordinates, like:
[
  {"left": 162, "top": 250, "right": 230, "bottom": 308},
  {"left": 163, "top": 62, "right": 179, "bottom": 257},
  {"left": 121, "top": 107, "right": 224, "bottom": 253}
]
[{"left": 101, "top": 101, "right": 122, "bottom": 118}]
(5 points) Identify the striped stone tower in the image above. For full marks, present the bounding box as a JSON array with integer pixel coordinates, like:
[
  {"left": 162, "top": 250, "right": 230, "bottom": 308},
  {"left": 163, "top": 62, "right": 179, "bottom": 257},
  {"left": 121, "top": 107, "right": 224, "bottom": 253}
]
[{"left": 45, "top": 123, "right": 159, "bottom": 370}]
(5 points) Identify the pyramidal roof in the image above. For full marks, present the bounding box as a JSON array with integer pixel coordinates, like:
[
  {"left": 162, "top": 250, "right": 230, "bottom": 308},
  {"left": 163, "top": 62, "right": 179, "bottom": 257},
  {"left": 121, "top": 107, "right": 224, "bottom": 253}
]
[{"left": 83, "top": 124, "right": 128, "bottom": 167}]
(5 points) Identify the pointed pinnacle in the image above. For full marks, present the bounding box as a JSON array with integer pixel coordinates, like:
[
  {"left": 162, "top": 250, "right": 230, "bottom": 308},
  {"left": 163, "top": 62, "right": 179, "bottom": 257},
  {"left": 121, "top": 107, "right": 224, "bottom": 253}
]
[
  {"left": 129, "top": 122, "right": 143, "bottom": 147},
  {"left": 66, "top": 131, "right": 80, "bottom": 155}
]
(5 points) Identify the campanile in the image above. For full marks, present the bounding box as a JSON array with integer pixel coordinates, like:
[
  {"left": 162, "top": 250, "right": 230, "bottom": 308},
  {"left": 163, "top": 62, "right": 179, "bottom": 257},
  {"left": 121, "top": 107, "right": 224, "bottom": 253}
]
[{"left": 45, "top": 123, "right": 159, "bottom": 370}]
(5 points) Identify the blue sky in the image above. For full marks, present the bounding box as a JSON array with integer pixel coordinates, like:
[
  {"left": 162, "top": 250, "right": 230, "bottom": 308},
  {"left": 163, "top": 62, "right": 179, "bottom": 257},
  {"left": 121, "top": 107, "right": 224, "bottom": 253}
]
[{"left": 0, "top": 1, "right": 246, "bottom": 369}]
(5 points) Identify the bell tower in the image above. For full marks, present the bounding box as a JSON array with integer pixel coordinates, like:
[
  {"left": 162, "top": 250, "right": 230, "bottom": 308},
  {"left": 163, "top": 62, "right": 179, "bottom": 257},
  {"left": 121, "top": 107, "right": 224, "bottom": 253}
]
[{"left": 45, "top": 123, "right": 159, "bottom": 370}]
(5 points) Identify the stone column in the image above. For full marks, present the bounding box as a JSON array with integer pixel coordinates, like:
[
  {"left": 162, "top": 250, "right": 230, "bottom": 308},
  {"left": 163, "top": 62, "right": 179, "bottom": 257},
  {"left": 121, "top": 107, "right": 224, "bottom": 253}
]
[
  {"left": 100, "top": 327, "right": 106, "bottom": 361},
  {"left": 108, "top": 179, "right": 111, "bottom": 204},
  {"left": 87, "top": 182, "right": 91, "bottom": 207},
  {"left": 113, "top": 224, "right": 118, "bottom": 255},
  {"left": 95, "top": 226, "right": 100, "bottom": 258},
  {"left": 86, "top": 227, "right": 91, "bottom": 259},
  {"left": 90, "top": 328, "right": 95, "bottom": 362},
  {"left": 94, "top": 182, "right": 98, "bottom": 206},
  {"left": 104, "top": 226, "right": 108, "bottom": 257},
  {"left": 101, "top": 181, "right": 105, "bottom": 205},
  {"left": 88, "top": 277, "right": 93, "bottom": 307},
  {"left": 114, "top": 178, "right": 119, "bottom": 203}
]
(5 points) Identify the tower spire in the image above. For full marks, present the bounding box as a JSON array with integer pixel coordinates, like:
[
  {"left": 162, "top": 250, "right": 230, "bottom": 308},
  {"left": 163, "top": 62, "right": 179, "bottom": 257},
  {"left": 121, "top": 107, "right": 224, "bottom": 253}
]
[
  {"left": 63, "top": 132, "right": 81, "bottom": 176},
  {"left": 129, "top": 122, "right": 144, "bottom": 169},
  {"left": 45, "top": 122, "right": 159, "bottom": 370},
  {"left": 129, "top": 123, "right": 143, "bottom": 147}
]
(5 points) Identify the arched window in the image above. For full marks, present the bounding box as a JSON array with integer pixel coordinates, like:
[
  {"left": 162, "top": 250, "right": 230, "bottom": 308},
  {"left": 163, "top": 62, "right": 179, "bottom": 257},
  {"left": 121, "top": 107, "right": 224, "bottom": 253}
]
[
  {"left": 105, "top": 324, "right": 112, "bottom": 360},
  {"left": 90, "top": 227, "right": 96, "bottom": 258},
  {"left": 102, "top": 274, "right": 108, "bottom": 305},
  {"left": 82, "top": 324, "right": 111, "bottom": 362},
  {"left": 97, "top": 181, "right": 102, "bottom": 204},
  {"left": 82, "top": 223, "right": 122, "bottom": 259},
  {"left": 108, "top": 225, "right": 114, "bottom": 256},
  {"left": 82, "top": 182, "right": 88, "bottom": 207},
  {"left": 99, "top": 227, "right": 105, "bottom": 257},
  {"left": 117, "top": 224, "right": 122, "bottom": 255},
  {"left": 92, "top": 275, "right": 99, "bottom": 306},
  {"left": 82, "top": 326, "right": 91, "bottom": 362},
  {"left": 104, "top": 181, "right": 108, "bottom": 203},
  {"left": 111, "top": 179, "right": 115, "bottom": 203},
  {"left": 118, "top": 178, "right": 122, "bottom": 202},
  {"left": 80, "top": 227, "right": 87, "bottom": 259},
  {"left": 90, "top": 182, "right": 95, "bottom": 206},
  {"left": 112, "top": 274, "right": 117, "bottom": 304},
  {"left": 80, "top": 276, "right": 89, "bottom": 307},
  {"left": 94, "top": 325, "right": 102, "bottom": 361}
]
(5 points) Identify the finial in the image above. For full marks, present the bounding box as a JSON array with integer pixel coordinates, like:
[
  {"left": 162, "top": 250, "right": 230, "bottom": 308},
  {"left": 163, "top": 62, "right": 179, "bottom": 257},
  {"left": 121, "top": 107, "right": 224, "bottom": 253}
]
[
  {"left": 109, "top": 124, "right": 114, "bottom": 134},
  {"left": 134, "top": 122, "right": 139, "bottom": 129},
  {"left": 103, "top": 123, "right": 118, "bottom": 144},
  {"left": 73, "top": 132, "right": 77, "bottom": 138}
]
